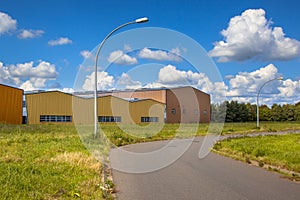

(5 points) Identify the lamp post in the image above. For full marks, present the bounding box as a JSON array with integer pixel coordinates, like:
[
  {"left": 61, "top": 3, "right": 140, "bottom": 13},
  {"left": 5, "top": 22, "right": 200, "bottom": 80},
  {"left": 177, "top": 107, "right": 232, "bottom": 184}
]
[
  {"left": 256, "top": 77, "right": 283, "bottom": 128},
  {"left": 94, "top": 17, "right": 149, "bottom": 138}
]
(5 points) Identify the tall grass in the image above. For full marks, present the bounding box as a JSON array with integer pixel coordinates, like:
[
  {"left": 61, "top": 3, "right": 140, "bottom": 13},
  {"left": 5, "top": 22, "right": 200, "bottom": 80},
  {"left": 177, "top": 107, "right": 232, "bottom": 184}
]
[{"left": 0, "top": 124, "right": 103, "bottom": 200}]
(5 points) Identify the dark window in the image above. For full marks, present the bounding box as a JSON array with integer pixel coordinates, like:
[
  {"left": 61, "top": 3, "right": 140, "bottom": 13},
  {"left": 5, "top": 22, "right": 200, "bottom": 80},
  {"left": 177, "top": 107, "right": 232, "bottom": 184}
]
[
  {"left": 40, "top": 115, "right": 72, "bottom": 122},
  {"left": 141, "top": 117, "right": 159, "bottom": 122},
  {"left": 98, "top": 116, "right": 121, "bottom": 122},
  {"left": 171, "top": 108, "right": 176, "bottom": 114}
]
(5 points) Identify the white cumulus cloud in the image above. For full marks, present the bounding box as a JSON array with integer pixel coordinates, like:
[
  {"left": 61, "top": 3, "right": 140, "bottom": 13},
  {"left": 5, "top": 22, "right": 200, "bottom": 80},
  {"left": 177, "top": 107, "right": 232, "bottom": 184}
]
[
  {"left": 48, "top": 37, "right": 72, "bottom": 46},
  {"left": 18, "top": 29, "right": 44, "bottom": 39},
  {"left": 224, "top": 63, "right": 300, "bottom": 105},
  {"left": 0, "top": 62, "right": 21, "bottom": 85},
  {"left": 0, "top": 12, "right": 17, "bottom": 35},
  {"left": 278, "top": 79, "right": 300, "bottom": 98},
  {"left": 138, "top": 48, "right": 182, "bottom": 62},
  {"left": 9, "top": 61, "right": 58, "bottom": 78},
  {"left": 0, "top": 61, "right": 59, "bottom": 91},
  {"left": 228, "top": 64, "right": 279, "bottom": 97},
  {"left": 209, "top": 8, "right": 300, "bottom": 62},
  {"left": 117, "top": 73, "right": 142, "bottom": 89},
  {"left": 82, "top": 71, "right": 114, "bottom": 91},
  {"left": 107, "top": 50, "right": 137, "bottom": 65}
]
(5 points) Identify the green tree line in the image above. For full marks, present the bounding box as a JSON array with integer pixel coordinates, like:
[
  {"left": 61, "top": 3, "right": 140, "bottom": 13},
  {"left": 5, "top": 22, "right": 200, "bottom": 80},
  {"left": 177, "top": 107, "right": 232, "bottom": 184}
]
[{"left": 211, "top": 101, "right": 300, "bottom": 122}]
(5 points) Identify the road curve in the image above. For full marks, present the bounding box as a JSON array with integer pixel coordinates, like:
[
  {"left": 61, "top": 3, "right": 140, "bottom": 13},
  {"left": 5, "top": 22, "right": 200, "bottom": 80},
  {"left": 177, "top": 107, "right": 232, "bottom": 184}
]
[{"left": 110, "top": 137, "right": 300, "bottom": 200}]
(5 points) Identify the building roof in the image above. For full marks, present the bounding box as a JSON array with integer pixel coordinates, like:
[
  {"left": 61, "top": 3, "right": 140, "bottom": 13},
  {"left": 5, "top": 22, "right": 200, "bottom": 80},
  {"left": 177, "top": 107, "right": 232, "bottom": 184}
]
[
  {"left": 0, "top": 83, "right": 24, "bottom": 92},
  {"left": 25, "top": 90, "right": 165, "bottom": 104}
]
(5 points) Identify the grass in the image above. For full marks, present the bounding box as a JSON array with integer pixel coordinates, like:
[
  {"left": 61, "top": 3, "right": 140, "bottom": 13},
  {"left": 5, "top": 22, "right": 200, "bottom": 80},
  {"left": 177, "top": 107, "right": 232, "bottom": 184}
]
[
  {"left": 213, "top": 133, "right": 300, "bottom": 175},
  {"left": 99, "top": 121, "right": 300, "bottom": 147},
  {"left": 221, "top": 121, "right": 300, "bottom": 135},
  {"left": 0, "top": 124, "right": 105, "bottom": 200},
  {"left": 1, "top": 121, "right": 300, "bottom": 199}
]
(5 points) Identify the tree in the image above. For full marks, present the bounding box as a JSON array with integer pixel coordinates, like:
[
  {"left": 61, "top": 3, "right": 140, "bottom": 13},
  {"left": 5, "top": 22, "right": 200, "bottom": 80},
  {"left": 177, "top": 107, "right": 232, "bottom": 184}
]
[
  {"left": 271, "top": 104, "right": 283, "bottom": 121},
  {"left": 282, "top": 104, "right": 295, "bottom": 121},
  {"left": 294, "top": 102, "right": 300, "bottom": 121},
  {"left": 259, "top": 105, "right": 272, "bottom": 121},
  {"left": 211, "top": 102, "right": 226, "bottom": 122},
  {"left": 245, "top": 103, "right": 256, "bottom": 121}
]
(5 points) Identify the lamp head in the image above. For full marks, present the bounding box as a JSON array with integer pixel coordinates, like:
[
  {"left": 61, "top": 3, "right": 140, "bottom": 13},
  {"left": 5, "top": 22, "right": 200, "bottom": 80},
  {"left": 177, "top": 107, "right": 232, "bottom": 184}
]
[{"left": 135, "top": 17, "right": 149, "bottom": 23}]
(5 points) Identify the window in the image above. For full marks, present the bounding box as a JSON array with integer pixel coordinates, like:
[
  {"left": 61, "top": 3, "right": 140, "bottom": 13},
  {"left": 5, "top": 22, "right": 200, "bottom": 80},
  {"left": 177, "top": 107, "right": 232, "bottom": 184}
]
[
  {"left": 40, "top": 115, "right": 72, "bottom": 122},
  {"left": 98, "top": 116, "right": 121, "bottom": 122},
  {"left": 171, "top": 108, "right": 176, "bottom": 114},
  {"left": 141, "top": 117, "right": 159, "bottom": 122},
  {"left": 203, "top": 110, "right": 207, "bottom": 115}
]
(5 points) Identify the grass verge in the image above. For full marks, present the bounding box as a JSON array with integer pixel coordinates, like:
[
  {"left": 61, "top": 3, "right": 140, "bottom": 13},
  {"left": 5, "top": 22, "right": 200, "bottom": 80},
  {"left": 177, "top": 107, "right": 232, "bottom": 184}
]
[
  {"left": 221, "top": 121, "right": 300, "bottom": 135},
  {"left": 99, "top": 121, "right": 300, "bottom": 147},
  {"left": 1, "top": 122, "right": 300, "bottom": 199},
  {"left": 0, "top": 124, "right": 106, "bottom": 200},
  {"left": 213, "top": 133, "right": 300, "bottom": 181}
]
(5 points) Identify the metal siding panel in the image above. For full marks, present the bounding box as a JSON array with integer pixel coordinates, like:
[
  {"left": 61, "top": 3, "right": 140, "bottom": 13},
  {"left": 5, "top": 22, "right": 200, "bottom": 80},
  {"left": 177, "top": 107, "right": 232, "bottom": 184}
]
[
  {"left": 26, "top": 91, "right": 73, "bottom": 124},
  {"left": 130, "top": 100, "right": 165, "bottom": 124},
  {"left": 0, "top": 84, "right": 23, "bottom": 124}
]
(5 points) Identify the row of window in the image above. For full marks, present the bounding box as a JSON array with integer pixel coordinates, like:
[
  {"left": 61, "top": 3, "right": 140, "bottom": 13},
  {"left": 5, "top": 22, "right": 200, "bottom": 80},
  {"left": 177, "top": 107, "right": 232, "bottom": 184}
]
[
  {"left": 39, "top": 115, "right": 159, "bottom": 123},
  {"left": 98, "top": 116, "right": 121, "bottom": 122},
  {"left": 40, "top": 115, "right": 72, "bottom": 122},
  {"left": 141, "top": 117, "right": 159, "bottom": 122},
  {"left": 99, "top": 116, "right": 160, "bottom": 123}
]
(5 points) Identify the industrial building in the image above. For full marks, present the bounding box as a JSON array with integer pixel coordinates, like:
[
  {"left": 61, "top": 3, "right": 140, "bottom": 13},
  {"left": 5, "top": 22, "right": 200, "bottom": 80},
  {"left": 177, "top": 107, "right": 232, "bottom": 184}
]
[
  {"left": 25, "top": 86, "right": 210, "bottom": 124},
  {"left": 99, "top": 86, "right": 211, "bottom": 123},
  {"left": 0, "top": 84, "right": 23, "bottom": 124},
  {"left": 26, "top": 91, "right": 165, "bottom": 124}
]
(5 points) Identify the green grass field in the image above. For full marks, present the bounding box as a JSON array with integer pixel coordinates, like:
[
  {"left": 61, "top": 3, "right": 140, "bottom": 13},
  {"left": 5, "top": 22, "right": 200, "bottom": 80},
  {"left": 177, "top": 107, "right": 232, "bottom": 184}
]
[
  {"left": 213, "top": 133, "right": 300, "bottom": 176},
  {"left": 1, "top": 122, "right": 300, "bottom": 199},
  {"left": 0, "top": 124, "right": 104, "bottom": 200},
  {"left": 99, "top": 121, "right": 300, "bottom": 147}
]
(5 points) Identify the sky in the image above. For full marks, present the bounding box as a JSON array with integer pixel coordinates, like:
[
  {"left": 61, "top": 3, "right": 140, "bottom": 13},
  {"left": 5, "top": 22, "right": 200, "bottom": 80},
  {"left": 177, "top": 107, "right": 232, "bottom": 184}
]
[{"left": 1, "top": 0, "right": 300, "bottom": 105}]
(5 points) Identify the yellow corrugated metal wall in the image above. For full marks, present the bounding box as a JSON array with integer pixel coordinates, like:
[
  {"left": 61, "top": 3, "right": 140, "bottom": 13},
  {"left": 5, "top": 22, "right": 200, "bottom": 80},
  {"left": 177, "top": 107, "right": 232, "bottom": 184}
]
[
  {"left": 130, "top": 99, "right": 164, "bottom": 123},
  {"left": 26, "top": 91, "right": 73, "bottom": 124},
  {"left": 98, "top": 96, "right": 164, "bottom": 124},
  {"left": 26, "top": 91, "right": 165, "bottom": 124},
  {"left": 0, "top": 84, "right": 23, "bottom": 124}
]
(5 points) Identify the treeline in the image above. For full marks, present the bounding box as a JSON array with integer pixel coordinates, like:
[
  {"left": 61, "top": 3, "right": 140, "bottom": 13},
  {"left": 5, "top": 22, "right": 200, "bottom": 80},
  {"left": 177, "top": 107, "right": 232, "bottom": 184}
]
[{"left": 211, "top": 101, "right": 300, "bottom": 122}]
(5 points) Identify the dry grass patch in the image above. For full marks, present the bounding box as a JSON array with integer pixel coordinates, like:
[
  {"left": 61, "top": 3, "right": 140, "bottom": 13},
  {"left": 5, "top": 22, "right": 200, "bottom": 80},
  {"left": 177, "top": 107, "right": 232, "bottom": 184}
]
[{"left": 50, "top": 152, "right": 101, "bottom": 171}]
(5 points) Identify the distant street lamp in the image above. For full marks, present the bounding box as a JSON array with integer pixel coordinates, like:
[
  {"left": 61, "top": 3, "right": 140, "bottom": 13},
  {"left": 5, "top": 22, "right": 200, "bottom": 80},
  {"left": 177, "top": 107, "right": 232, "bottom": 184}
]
[
  {"left": 94, "top": 17, "right": 149, "bottom": 138},
  {"left": 256, "top": 77, "right": 283, "bottom": 128}
]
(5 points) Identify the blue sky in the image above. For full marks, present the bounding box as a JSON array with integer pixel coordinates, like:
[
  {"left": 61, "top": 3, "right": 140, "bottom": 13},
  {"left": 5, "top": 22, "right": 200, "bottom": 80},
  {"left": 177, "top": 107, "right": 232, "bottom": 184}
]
[{"left": 1, "top": 0, "right": 300, "bottom": 105}]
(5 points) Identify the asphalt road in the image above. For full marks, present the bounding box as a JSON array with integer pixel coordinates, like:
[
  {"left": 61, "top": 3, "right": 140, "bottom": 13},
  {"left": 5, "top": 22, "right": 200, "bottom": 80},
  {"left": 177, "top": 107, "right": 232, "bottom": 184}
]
[{"left": 110, "top": 137, "right": 300, "bottom": 200}]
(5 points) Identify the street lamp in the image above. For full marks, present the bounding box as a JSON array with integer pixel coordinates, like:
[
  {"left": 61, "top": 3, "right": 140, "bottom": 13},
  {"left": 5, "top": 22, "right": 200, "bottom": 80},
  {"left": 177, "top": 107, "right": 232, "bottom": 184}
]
[
  {"left": 256, "top": 76, "right": 283, "bottom": 128},
  {"left": 94, "top": 17, "right": 149, "bottom": 138}
]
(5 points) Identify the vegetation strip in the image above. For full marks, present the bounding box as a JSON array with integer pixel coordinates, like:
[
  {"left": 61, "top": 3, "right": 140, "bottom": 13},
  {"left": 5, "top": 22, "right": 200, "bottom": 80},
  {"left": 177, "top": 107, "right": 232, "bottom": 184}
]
[
  {"left": 1, "top": 122, "right": 300, "bottom": 199},
  {"left": 0, "top": 124, "right": 108, "bottom": 199},
  {"left": 213, "top": 133, "right": 300, "bottom": 181}
]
